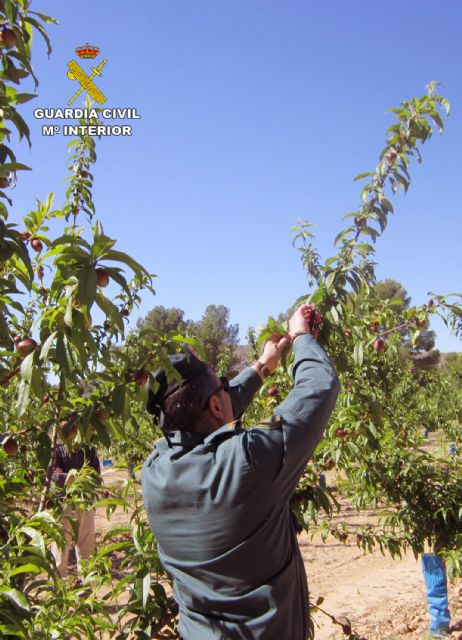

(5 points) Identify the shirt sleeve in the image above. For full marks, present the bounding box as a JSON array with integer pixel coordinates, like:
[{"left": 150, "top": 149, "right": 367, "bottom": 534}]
[
  {"left": 242, "top": 334, "right": 340, "bottom": 501},
  {"left": 54, "top": 443, "right": 68, "bottom": 472},
  {"left": 228, "top": 366, "right": 262, "bottom": 419}
]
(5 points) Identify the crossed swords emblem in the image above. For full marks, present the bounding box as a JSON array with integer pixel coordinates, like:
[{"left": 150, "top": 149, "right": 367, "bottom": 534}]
[{"left": 67, "top": 58, "right": 108, "bottom": 105}]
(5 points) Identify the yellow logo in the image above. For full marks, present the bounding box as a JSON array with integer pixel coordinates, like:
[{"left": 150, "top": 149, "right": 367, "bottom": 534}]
[{"left": 67, "top": 45, "right": 107, "bottom": 106}]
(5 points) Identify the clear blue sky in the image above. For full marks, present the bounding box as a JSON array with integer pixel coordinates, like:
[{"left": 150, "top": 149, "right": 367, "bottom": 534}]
[{"left": 10, "top": 0, "right": 462, "bottom": 351}]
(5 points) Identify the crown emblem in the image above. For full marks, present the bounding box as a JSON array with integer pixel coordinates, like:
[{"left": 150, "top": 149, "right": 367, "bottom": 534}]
[{"left": 75, "top": 43, "right": 99, "bottom": 59}]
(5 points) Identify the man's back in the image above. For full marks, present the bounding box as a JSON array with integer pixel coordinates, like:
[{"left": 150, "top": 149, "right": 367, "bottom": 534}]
[{"left": 142, "top": 334, "right": 339, "bottom": 639}]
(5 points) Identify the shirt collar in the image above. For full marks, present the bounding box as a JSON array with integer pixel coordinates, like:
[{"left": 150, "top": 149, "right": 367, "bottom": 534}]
[{"left": 163, "top": 420, "right": 241, "bottom": 448}]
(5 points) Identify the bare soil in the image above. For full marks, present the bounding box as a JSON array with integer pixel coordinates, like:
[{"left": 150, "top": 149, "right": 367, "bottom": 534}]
[{"left": 95, "top": 467, "right": 462, "bottom": 640}]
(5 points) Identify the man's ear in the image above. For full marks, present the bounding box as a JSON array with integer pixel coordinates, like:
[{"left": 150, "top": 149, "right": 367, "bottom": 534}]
[{"left": 208, "top": 394, "right": 223, "bottom": 420}]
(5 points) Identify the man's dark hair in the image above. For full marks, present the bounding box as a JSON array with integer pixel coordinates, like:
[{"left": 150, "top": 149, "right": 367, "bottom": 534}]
[{"left": 163, "top": 367, "right": 217, "bottom": 431}]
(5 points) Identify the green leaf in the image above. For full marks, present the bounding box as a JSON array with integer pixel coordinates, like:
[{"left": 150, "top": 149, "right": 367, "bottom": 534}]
[
  {"left": 76, "top": 265, "right": 97, "bottom": 308},
  {"left": 95, "top": 293, "right": 124, "bottom": 333},
  {"left": 16, "top": 378, "right": 31, "bottom": 416},
  {"left": 353, "top": 172, "right": 374, "bottom": 182},
  {"left": 100, "top": 249, "right": 150, "bottom": 278},
  {"left": 111, "top": 384, "right": 126, "bottom": 416},
  {"left": 325, "top": 272, "right": 335, "bottom": 292},
  {"left": 0, "top": 588, "right": 30, "bottom": 613},
  {"left": 9, "top": 563, "right": 41, "bottom": 577},
  {"left": 379, "top": 197, "right": 393, "bottom": 213},
  {"left": 353, "top": 341, "right": 364, "bottom": 367},
  {"left": 39, "top": 331, "right": 57, "bottom": 361},
  {"left": 36, "top": 431, "right": 52, "bottom": 470},
  {"left": 309, "top": 287, "right": 326, "bottom": 306}
]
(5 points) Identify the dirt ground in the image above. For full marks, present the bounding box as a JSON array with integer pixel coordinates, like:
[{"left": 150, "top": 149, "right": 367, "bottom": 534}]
[{"left": 97, "top": 467, "right": 462, "bottom": 640}]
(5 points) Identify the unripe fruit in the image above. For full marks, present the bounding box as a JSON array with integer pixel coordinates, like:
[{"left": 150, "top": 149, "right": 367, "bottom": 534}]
[
  {"left": 1, "top": 27, "right": 17, "bottom": 50},
  {"left": 134, "top": 369, "right": 148, "bottom": 386},
  {"left": 335, "top": 427, "right": 346, "bottom": 438},
  {"left": 3, "top": 437, "right": 18, "bottom": 456},
  {"left": 95, "top": 267, "right": 109, "bottom": 287},
  {"left": 16, "top": 338, "right": 37, "bottom": 357},
  {"left": 267, "top": 386, "right": 279, "bottom": 397},
  {"left": 31, "top": 238, "right": 43, "bottom": 252},
  {"left": 370, "top": 321, "right": 380, "bottom": 333},
  {"left": 0, "top": 176, "right": 9, "bottom": 189},
  {"left": 374, "top": 338, "right": 385, "bottom": 352}
]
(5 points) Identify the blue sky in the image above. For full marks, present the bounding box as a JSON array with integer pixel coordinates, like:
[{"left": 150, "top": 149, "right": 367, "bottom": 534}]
[{"left": 9, "top": 0, "right": 462, "bottom": 351}]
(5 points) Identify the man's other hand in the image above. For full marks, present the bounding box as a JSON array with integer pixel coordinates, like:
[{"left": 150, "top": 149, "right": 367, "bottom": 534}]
[
  {"left": 259, "top": 334, "right": 291, "bottom": 374},
  {"left": 289, "top": 303, "right": 320, "bottom": 340}
]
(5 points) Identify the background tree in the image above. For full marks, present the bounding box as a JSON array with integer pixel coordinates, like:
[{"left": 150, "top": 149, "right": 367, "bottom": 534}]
[
  {"left": 189, "top": 304, "right": 239, "bottom": 370},
  {"left": 136, "top": 304, "right": 187, "bottom": 335},
  {"left": 137, "top": 303, "right": 239, "bottom": 373}
]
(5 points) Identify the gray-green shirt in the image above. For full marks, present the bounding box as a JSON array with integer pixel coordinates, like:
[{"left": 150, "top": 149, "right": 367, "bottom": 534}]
[{"left": 142, "top": 334, "right": 339, "bottom": 639}]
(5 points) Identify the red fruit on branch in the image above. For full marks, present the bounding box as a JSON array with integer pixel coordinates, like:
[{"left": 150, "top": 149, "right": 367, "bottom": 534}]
[
  {"left": 95, "top": 267, "right": 109, "bottom": 287},
  {"left": 428, "top": 299, "right": 434, "bottom": 308},
  {"left": 335, "top": 428, "right": 346, "bottom": 438},
  {"left": 0, "top": 27, "right": 17, "bottom": 50},
  {"left": 16, "top": 338, "right": 37, "bottom": 358},
  {"left": 13, "top": 335, "right": 21, "bottom": 343},
  {"left": 0, "top": 176, "right": 10, "bottom": 188},
  {"left": 134, "top": 369, "right": 148, "bottom": 386},
  {"left": 61, "top": 421, "right": 77, "bottom": 442},
  {"left": 94, "top": 408, "right": 109, "bottom": 422},
  {"left": 267, "top": 386, "right": 279, "bottom": 397},
  {"left": 312, "top": 310, "right": 322, "bottom": 326},
  {"left": 20, "top": 230, "right": 31, "bottom": 240},
  {"left": 3, "top": 437, "right": 18, "bottom": 456},
  {"left": 341, "top": 620, "right": 352, "bottom": 635},
  {"left": 416, "top": 318, "right": 428, "bottom": 329},
  {"left": 31, "top": 238, "right": 43, "bottom": 252},
  {"left": 326, "top": 458, "right": 336, "bottom": 470},
  {"left": 37, "top": 265, "right": 44, "bottom": 279},
  {"left": 344, "top": 328, "right": 352, "bottom": 337},
  {"left": 80, "top": 170, "right": 90, "bottom": 179},
  {"left": 370, "top": 321, "right": 380, "bottom": 333},
  {"left": 386, "top": 149, "right": 397, "bottom": 163},
  {"left": 121, "top": 308, "right": 130, "bottom": 318},
  {"left": 374, "top": 338, "right": 385, "bottom": 352}
]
